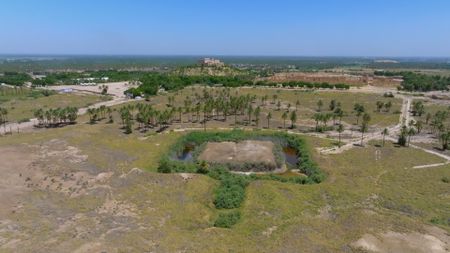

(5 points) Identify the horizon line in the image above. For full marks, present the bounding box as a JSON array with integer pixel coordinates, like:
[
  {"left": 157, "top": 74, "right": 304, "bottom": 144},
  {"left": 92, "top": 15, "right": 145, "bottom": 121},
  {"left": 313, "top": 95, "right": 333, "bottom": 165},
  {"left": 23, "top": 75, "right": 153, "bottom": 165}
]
[{"left": 1, "top": 53, "right": 450, "bottom": 59}]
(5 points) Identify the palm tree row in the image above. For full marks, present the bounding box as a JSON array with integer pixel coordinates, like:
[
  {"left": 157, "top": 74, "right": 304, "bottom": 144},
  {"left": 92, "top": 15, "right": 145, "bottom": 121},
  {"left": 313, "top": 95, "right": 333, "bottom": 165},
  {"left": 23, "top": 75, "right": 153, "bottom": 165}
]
[
  {"left": 87, "top": 105, "right": 112, "bottom": 124},
  {"left": 34, "top": 107, "right": 78, "bottom": 127}
]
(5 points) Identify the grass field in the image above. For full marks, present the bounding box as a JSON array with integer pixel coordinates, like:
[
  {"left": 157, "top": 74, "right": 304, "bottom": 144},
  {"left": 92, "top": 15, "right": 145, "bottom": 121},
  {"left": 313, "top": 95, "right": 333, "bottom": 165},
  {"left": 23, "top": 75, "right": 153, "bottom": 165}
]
[
  {"left": 0, "top": 114, "right": 448, "bottom": 252},
  {"left": 141, "top": 86, "right": 403, "bottom": 130}
]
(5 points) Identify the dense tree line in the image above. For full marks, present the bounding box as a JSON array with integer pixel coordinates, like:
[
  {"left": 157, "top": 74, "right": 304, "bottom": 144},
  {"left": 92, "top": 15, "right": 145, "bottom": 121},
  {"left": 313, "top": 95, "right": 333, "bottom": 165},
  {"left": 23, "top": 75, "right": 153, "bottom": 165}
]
[
  {"left": 126, "top": 73, "right": 254, "bottom": 96},
  {"left": 375, "top": 71, "right": 450, "bottom": 91},
  {"left": 127, "top": 73, "right": 351, "bottom": 98},
  {"left": 0, "top": 72, "right": 32, "bottom": 86}
]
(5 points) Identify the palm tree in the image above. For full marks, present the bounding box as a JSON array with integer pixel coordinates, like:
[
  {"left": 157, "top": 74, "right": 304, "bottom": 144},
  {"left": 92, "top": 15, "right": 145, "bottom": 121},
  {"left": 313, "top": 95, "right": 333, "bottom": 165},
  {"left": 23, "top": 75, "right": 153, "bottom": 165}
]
[
  {"left": 329, "top": 99, "right": 337, "bottom": 111},
  {"left": 440, "top": 131, "right": 450, "bottom": 150},
  {"left": 337, "top": 124, "right": 344, "bottom": 147},
  {"left": 317, "top": 99, "right": 323, "bottom": 112},
  {"left": 290, "top": 110, "right": 297, "bottom": 129},
  {"left": 407, "top": 127, "right": 416, "bottom": 146},
  {"left": 254, "top": 106, "right": 261, "bottom": 127},
  {"left": 282, "top": 111, "right": 288, "bottom": 129},
  {"left": 247, "top": 106, "right": 253, "bottom": 124},
  {"left": 360, "top": 113, "right": 371, "bottom": 146},
  {"left": 382, "top": 128, "right": 389, "bottom": 147},
  {"left": 415, "top": 120, "right": 423, "bottom": 134},
  {"left": 266, "top": 112, "right": 272, "bottom": 129},
  {"left": 334, "top": 108, "right": 344, "bottom": 124},
  {"left": 354, "top": 103, "right": 365, "bottom": 125},
  {"left": 313, "top": 113, "right": 322, "bottom": 131}
]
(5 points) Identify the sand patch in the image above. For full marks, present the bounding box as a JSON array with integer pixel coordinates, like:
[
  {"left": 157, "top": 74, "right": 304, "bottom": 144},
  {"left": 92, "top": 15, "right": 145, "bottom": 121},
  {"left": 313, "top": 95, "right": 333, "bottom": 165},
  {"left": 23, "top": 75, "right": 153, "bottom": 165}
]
[{"left": 352, "top": 226, "right": 450, "bottom": 253}]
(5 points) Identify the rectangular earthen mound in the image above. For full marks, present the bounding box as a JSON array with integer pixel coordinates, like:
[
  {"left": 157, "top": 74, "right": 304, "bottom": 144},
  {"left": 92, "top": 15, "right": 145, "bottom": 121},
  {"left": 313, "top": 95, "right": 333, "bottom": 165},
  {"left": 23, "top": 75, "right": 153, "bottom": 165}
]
[{"left": 198, "top": 140, "right": 276, "bottom": 168}]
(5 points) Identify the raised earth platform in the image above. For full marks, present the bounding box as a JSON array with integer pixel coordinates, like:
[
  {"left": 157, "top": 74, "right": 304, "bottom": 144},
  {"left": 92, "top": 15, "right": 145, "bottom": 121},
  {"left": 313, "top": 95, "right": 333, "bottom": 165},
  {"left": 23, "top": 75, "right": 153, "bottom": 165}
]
[{"left": 198, "top": 140, "right": 276, "bottom": 167}]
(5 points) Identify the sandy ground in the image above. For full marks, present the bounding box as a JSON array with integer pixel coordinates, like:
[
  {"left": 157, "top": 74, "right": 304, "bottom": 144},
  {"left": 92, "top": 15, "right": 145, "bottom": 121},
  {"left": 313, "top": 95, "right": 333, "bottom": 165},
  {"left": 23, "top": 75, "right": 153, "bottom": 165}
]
[
  {"left": 47, "top": 81, "right": 136, "bottom": 98},
  {"left": 198, "top": 140, "right": 276, "bottom": 167},
  {"left": 352, "top": 225, "right": 450, "bottom": 253}
]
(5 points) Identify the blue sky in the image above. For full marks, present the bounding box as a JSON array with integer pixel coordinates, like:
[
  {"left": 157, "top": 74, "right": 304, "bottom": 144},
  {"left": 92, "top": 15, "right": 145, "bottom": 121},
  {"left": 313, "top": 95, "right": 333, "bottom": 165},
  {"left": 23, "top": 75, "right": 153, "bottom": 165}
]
[{"left": 1, "top": 0, "right": 449, "bottom": 56}]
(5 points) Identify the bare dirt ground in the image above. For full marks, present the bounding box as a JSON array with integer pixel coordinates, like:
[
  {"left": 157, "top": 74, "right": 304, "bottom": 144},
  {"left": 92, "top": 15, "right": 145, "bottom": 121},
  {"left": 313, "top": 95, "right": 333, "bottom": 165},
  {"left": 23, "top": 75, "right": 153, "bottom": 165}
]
[
  {"left": 352, "top": 225, "right": 450, "bottom": 253},
  {"left": 262, "top": 71, "right": 401, "bottom": 87},
  {"left": 0, "top": 140, "right": 139, "bottom": 252},
  {"left": 47, "top": 81, "right": 136, "bottom": 98},
  {"left": 198, "top": 140, "right": 276, "bottom": 167}
]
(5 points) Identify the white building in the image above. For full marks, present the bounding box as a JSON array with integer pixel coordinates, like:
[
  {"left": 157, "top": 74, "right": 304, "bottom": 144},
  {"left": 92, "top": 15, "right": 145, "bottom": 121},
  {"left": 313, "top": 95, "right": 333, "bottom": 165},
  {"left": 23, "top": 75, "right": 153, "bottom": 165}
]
[{"left": 199, "top": 58, "right": 224, "bottom": 67}]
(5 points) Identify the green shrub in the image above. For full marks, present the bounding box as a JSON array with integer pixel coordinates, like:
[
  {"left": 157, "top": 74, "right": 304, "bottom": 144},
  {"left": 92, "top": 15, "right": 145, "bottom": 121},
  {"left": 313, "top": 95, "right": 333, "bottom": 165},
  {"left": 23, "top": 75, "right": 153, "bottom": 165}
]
[{"left": 214, "top": 211, "right": 241, "bottom": 228}]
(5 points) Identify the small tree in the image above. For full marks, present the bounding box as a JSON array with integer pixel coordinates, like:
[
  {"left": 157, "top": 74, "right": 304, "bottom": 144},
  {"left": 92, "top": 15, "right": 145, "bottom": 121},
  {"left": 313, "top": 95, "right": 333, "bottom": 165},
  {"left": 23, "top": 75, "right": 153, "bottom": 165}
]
[
  {"left": 317, "top": 99, "right": 323, "bottom": 112},
  {"left": 329, "top": 99, "right": 337, "bottom": 111},
  {"left": 440, "top": 131, "right": 450, "bottom": 150},
  {"left": 398, "top": 125, "right": 408, "bottom": 146},
  {"left": 266, "top": 112, "right": 272, "bottom": 129},
  {"left": 360, "top": 113, "right": 371, "bottom": 146},
  {"left": 425, "top": 113, "right": 432, "bottom": 124},
  {"left": 376, "top": 101, "right": 384, "bottom": 112},
  {"left": 382, "top": 128, "right": 389, "bottom": 147},
  {"left": 384, "top": 101, "right": 392, "bottom": 112},
  {"left": 290, "top": 111, "right": 297, "bottom": 129},
  {"left": 99, "top": 84, "right": 108, "bottom": 95},
  {"left": 282, "top": 111, "right": 288, "bottom": 129},
  {"left": 407, "top": 127, "right": 416, "bottom": 146},
  {"left": 415, "top": 120, "right": 423, "bottom": 134},
  {"left": 354, "top": 103, "right": 365, "bottom": 125},
  {"left": 337, "top": 124, "right": 344, "bottom": 147}
]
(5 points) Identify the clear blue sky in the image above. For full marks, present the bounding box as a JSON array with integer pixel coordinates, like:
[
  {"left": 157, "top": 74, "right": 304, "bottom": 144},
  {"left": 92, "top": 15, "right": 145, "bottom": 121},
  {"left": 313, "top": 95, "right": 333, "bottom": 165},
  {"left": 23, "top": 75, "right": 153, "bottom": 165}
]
[{"left": 1, "top": 0, "right": 449, "bottom": 57}]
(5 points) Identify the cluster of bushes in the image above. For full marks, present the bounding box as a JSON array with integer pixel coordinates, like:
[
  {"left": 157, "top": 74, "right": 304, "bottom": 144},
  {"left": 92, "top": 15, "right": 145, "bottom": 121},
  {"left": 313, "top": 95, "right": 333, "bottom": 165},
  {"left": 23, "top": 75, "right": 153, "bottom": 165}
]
[
  {"left": 375, "top": 71, "right": 450, "bottom": 91},
  {"left": 214, "top": 211, "right": 241, "bottom": 228},
  {"left": 157, "top": 130, "right": 325, "bottom": 228},
  {"left": 0, "top": 72, "right": 32, "bottom": 86},
  {"left": 208, "top": 167, "right": 251, "bottom": 209}
]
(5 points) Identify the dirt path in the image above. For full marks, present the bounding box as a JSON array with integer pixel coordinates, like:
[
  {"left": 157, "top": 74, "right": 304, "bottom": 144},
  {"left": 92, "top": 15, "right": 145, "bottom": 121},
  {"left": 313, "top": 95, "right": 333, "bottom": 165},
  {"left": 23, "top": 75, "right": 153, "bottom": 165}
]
[{"left": 319, "top": 95, "right": 412, "bottom": 155}]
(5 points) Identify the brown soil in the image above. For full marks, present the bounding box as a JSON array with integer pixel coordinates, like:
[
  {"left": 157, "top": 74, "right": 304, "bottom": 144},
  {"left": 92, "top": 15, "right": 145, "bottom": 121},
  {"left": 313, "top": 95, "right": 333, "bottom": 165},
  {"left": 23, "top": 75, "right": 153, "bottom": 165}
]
[
  {"left": 263, "top": 71, "right": 401, "bottom": 87},
  {"left": 198, "top": 140, "right": 276, "bottom": 167},
  {"left": 352, "top": 226, "right": 450, "bottom": 253}
]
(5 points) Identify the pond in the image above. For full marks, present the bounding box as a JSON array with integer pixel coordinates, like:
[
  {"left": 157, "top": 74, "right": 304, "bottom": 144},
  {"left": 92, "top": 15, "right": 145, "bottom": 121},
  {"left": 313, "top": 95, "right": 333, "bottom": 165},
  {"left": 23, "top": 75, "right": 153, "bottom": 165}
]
[
  {"left": 178, "top": 144, "right": 195, "bottom": 161},
  {"left": 283, "top": 146, "right": 298, "bottom": 168}
]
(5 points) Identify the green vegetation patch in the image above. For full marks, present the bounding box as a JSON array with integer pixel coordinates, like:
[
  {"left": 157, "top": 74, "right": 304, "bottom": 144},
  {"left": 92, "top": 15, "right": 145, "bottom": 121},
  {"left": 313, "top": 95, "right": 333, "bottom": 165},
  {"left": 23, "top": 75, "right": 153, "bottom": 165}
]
[
  {"left": 375, "top": 70, "right": 450, "bottom": 91},
  {"left": 158, "top": 130, "right": 324, "bottom": 227},
  {"left": 214, "top": 210, "right": 241, "bottom": 228}
]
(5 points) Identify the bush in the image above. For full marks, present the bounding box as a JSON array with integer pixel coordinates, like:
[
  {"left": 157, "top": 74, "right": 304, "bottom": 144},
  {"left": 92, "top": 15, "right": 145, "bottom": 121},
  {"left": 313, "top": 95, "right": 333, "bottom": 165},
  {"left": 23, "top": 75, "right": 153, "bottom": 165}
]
[{"left": 214, "top": 211, "right": 241, "bottom": 228}]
